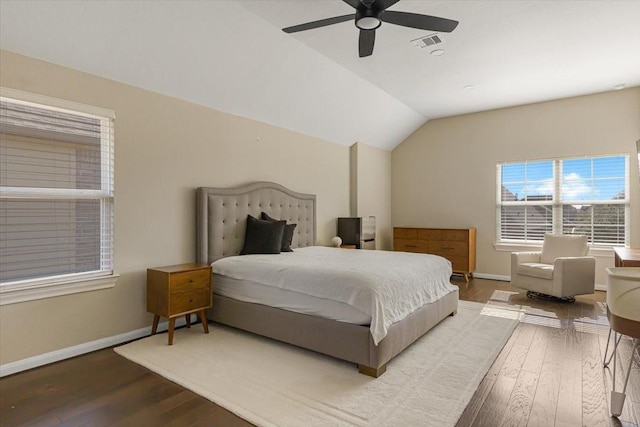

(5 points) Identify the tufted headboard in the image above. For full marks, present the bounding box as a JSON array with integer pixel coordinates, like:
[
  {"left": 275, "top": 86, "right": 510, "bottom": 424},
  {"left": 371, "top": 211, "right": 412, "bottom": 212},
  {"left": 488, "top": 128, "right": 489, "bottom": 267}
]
[{"left": 196, "top": 182, "right": 317, "bottom": 265}]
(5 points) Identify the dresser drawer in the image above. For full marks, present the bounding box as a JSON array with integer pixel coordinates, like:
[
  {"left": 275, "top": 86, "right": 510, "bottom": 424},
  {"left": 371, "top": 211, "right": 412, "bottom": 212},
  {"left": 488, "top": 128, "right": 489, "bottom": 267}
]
[
  {"left": 417, "top": 229, "right": 441, "bottom": 241},
  {"left": 449, "top": 256, "right": 470, "bottom": 272},
  {"left": 394, "top": 228, "right": 418, "bottom": 239},
  {"left": 170, "top": 269, "right": 211, "bottom": 293},
  {"left": 428, "top": 241, "right": 469, "bottom": 257},
  {"left": 393, "top": 227, "right": 475, "bottom": 280},
  {"left": 441, "top": 229, "right": 469, "bottom": 242},
  {"left": 394, "top": 239, "right": 428, "bottom": 252},
  {"left": 170, "top": 288, "right": 211, "bottom": 315}
]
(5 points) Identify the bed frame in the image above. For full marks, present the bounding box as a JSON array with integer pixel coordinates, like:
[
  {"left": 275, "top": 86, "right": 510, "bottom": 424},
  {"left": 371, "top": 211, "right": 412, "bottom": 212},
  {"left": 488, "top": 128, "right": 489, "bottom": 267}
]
[{"left": 196, "top": 182, "right": 458, "bottom": 377}]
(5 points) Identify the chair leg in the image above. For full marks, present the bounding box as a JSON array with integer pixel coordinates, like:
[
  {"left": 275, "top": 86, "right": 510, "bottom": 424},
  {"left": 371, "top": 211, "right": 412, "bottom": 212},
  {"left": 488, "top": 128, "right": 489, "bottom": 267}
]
[
  {"left": 610, "top": 337, "right": 639, "bottom": 417},
  {"left": 603, "top": 328, "right": 623, "bottom": 367},
  {"left": 526, "top": 291, "right": 575, "bottom": 303}
]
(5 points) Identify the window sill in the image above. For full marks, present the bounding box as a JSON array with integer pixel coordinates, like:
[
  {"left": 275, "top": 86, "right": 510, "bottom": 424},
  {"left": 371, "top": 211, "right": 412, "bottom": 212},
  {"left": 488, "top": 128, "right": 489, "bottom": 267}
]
[
  {"left": 493, "top": 242, "right": 615, "bottom": 257},
  {"left": 0, "top": 274, "right": 119, "bottom": 306}
]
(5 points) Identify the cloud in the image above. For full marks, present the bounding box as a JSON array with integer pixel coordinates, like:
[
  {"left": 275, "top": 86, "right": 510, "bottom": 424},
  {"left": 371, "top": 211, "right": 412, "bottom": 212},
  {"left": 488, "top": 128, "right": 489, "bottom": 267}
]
[
  {"left": 533, "top": 179, "right": 553, "bottom": 196},
  {"left": 561, "top": 172, "right": 591, "bottom": 200}
]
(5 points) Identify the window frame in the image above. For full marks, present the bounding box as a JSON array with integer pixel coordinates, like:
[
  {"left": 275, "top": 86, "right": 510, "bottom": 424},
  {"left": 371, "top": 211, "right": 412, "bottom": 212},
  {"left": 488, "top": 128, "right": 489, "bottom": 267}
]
[
  {"left": 496, "top": 154, "right": 630, "bottom": 248},
  {"left": 0, "top": 87, "right": 118, "bottom": 305}
]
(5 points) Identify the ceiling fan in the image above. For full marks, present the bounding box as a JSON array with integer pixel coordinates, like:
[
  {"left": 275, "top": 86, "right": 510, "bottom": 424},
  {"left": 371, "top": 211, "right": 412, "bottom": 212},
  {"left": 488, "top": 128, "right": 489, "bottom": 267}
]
[{"left": 282, "top": 0, "right": 459, "bottom": 58}]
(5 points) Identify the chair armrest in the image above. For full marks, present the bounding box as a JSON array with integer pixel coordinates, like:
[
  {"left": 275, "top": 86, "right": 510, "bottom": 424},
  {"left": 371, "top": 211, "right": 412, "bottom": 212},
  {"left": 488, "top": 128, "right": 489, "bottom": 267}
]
[
  {"left": 511, "top": 251, "right": 541, "bottom": 281},
  {"left": 553, "top": 257, "right": 596, "bottom": 295},
  {"left": 553, "top": 256, "right": 596, "bottom": 268}
]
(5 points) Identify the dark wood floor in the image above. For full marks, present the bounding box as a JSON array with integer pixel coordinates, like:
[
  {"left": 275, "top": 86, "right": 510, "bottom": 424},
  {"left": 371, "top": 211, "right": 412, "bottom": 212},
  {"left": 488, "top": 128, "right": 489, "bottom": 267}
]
[{"left": 1, "top": 278, "right": 638, "bottom": 426}]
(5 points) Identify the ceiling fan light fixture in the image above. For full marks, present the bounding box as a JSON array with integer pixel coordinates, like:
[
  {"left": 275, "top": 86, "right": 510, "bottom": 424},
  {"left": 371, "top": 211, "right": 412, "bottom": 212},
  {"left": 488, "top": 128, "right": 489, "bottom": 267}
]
[{"left": 355, "top": 9, "right": 381, "bottom": 30}]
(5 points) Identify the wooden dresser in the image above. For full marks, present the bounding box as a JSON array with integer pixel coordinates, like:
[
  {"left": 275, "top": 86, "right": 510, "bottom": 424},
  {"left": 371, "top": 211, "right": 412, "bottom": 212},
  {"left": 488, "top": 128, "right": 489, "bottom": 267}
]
[{"left": 393, "top": 227, "right": 476, "bottom": 281}]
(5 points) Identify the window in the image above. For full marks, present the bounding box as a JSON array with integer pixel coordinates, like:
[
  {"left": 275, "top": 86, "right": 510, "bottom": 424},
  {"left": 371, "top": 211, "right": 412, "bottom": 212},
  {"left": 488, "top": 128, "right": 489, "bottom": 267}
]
[
  {"left": 497, "top": 155, "right": 629, "bottom": 246},
  {"left": 0, "top": 88, "right": 116, "bottom": 303}
]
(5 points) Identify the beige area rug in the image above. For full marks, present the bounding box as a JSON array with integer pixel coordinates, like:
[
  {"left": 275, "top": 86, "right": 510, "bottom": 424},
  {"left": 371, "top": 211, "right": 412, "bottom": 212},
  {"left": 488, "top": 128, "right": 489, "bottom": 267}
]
[{"left": 115, "top": 301, "right": 520, "bottom": 427}]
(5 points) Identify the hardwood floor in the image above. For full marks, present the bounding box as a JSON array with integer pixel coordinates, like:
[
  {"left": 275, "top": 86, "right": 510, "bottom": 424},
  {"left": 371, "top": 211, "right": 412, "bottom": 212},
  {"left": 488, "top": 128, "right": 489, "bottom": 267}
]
[
  {"left": 1, "top": 278, "right": 638, "bottom": 426},
  {"left": 455, "top": 278, "right": 639, "bottom": 427}
]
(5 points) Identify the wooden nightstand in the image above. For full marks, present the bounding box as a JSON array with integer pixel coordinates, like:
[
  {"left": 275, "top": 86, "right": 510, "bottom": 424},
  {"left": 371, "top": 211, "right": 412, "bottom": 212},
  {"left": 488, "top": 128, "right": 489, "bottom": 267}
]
[{"left": 147, "top": 263, "right": 212, "bottom": 345}]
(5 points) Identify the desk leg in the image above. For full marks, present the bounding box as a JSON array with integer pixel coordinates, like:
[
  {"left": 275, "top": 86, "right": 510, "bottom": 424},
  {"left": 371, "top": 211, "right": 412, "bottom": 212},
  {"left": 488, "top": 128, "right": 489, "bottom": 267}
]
[
  {"left": 199, "top": 310, "right": 209, "bottom": 334},
  {"left": 151, "top": 315, "right": 160, "bottom": 335},
  {"left": 168, "top": 318, "right": 176, "bottom": 345},
  {"left": 185, "top": 314, "right": 191, "bottom": 328}
]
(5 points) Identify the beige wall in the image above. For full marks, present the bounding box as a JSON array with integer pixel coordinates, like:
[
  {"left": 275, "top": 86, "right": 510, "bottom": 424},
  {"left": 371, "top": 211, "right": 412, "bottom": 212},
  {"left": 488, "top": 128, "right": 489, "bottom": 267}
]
[
  {"left": 392, "top": 88, "right": 640, "bottom": 285},
  {"left": 0, "top": 50, "right": 350, "bottom": 364},
  {"left": 350, "top": 142, "right": 392, "bottom": 250}
]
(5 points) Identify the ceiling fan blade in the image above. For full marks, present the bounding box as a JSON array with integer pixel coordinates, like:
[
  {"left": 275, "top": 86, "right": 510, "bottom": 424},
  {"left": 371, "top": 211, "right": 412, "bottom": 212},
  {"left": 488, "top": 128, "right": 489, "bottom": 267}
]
[
  {"left": 283, "top": 14, "right": 353, "bottom": 33},
  {"left": 342, "top": 0, "right": 360, "bottom": 8},
  {"left": 375, "top": 0, "right": 401, "bottom": 10},
  {"left": 359, "top": 29, "right": 375, "bottom": 58},
  {"left": 382, "top": 11, "right": 458, "bottom": 32}
]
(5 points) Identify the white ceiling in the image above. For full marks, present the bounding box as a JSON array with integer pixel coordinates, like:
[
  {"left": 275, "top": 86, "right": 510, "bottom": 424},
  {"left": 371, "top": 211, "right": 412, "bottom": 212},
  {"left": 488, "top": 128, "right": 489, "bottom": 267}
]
[{"left": 1, "top": 1, "right": 639, "bottom": 151}]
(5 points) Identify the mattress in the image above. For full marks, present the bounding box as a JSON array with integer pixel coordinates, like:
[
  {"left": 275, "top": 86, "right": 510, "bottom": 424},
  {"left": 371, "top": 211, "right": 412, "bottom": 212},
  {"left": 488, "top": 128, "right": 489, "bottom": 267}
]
[
  {"left": 211, "top": 246, "right": 457, "bottom": 344},
  {"left": 214, "top": 273, "right": 371, "bottom": 325}
]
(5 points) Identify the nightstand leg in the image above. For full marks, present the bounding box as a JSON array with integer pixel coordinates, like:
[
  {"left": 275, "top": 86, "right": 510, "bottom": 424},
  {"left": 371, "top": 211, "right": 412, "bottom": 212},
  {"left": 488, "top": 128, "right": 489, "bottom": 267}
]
[
  {"left": 168, "top": 318, "right": 176, "bottom": 345},
  {"left": 199, "top": 310, "right": 209, "bottom": 334},
  {"left": 185, "top": 314, "right": 191, "bottom": 328},
  {"left": 151, "top": 315, "right": 160, "bottom": 335}
]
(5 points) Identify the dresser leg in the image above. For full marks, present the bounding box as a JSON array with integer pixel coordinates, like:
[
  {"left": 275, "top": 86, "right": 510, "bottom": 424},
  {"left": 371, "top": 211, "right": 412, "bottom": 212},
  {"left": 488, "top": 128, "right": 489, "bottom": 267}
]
[
  {"left": 151, "top": 315, "right": 160, "bottom": 335},
  {"left": 185, "top": 314, "right": 191, "bottom": 328},
  {"left": 199, "top": 310, "right": 209, "bottom": 334},
  {"left": 168, "top": 318, "right": 176, "bottom": 345}
]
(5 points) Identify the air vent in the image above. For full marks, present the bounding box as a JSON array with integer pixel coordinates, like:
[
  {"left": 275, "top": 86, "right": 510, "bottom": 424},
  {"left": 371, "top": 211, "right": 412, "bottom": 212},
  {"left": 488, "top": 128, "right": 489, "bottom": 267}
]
[{"left": 411, "top": 34, "right": 443, "bottom": 49}]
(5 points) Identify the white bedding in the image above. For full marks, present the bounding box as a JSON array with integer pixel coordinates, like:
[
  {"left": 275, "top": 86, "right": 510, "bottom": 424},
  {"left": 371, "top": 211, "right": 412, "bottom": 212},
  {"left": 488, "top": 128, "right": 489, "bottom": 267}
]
[
  {"left": 212, "top": 246, "right": 457, "bottom": 344},
  {"left": 214, "top": 274, "right": 372, "bottom": 324}
]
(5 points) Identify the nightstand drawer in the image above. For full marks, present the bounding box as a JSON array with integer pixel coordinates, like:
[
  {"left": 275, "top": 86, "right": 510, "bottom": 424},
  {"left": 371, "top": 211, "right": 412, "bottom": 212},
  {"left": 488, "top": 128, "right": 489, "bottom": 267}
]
[
  {"left": 170, "top": 288, "right": 211, "bottom": 315},
  {"left": 170, "top": 269, "right": 211, "bottom": 293}
]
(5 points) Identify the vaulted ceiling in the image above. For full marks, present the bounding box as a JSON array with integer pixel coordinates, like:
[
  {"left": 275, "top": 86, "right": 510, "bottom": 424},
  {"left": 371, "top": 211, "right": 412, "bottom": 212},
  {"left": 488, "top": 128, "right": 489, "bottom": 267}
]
[{"left": 1, "top": 1, "right": 639, "bottom": 150}]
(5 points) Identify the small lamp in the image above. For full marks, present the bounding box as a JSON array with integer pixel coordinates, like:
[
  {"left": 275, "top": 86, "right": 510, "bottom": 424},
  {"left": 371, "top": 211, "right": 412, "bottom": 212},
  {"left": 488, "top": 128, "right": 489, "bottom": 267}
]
[{"left": 331, "top": 236, "right": 343, "bottom": 248}]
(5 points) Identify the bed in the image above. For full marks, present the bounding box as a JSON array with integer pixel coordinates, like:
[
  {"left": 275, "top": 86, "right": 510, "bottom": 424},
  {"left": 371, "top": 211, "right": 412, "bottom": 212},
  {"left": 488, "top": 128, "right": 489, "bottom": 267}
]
[{"left": 196, "top": 182, "right": 458, "bottom": 377}]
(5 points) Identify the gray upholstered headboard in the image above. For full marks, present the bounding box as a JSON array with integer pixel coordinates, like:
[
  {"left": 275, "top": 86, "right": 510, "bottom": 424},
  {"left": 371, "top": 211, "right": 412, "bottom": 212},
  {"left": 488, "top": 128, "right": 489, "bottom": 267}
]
[{"left": 196, "top": 182, "right": 317, "bottom": 265}]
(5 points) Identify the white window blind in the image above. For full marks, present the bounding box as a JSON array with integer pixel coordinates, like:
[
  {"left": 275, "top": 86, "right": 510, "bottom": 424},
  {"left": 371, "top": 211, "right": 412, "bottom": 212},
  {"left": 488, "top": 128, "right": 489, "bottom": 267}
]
[
  {"left": 0, "top": 93, "right": 114, "bottom": 285},
  {"left": 497, "top": 155, "right": 629, "bottom": 246}
]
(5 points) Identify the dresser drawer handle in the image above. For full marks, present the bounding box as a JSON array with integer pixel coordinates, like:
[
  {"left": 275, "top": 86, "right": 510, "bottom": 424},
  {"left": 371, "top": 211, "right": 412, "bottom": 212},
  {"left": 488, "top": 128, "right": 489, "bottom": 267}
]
[
  {"left": 405, "top": 245, "right": 418, "bottom": 248},
  {"left": 443, "top": 247, "right": 455, "bottom": 250}
]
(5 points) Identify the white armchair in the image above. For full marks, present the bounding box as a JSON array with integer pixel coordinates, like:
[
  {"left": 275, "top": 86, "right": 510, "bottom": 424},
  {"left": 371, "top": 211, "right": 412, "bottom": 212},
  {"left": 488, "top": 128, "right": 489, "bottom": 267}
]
[{"left": 511, "top": 233, "right": 595, "bottom": 302}]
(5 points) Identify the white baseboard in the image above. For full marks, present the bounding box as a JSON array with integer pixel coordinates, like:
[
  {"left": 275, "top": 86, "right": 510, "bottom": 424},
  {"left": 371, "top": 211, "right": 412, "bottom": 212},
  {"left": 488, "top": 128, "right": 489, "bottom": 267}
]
[
  {"left": 473, "top": 272, "right": 606, "bottom": 292},
  {"left": 473, "top": 272, "right": 511, "bottom": 282},
  {"left": 0, "top": 315, "right": 193, "bottom": 378}
]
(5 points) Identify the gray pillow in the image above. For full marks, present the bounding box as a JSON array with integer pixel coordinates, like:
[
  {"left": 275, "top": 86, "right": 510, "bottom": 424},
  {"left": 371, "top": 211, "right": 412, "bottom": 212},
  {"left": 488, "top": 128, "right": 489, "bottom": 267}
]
[
  {"left": 240, "top": 215, "right": 285, "bottom": 255},
  {"left": 261, "top": 212, "right": 297, "bottom": 252}
]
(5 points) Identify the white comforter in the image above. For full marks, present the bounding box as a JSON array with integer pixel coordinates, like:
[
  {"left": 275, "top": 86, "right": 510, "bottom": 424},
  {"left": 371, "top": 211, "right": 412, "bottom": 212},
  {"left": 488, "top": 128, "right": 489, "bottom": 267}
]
[{"left": 212, "top": 246, "right": 457, "bottom": 345}]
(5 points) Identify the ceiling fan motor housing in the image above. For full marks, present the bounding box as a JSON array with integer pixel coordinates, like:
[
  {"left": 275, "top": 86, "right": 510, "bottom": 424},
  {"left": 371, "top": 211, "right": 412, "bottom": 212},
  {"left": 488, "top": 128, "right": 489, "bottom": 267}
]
[{"left": 355, "top": 8, "right": 382, "bottom": 30}]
